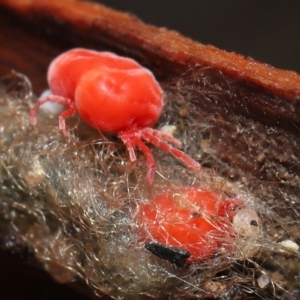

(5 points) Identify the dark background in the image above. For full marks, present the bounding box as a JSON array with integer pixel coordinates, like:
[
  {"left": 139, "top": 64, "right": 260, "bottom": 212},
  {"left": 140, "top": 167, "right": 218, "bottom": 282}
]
[{"left": 97, "top": 1, "right": 300, "bottom": 73}]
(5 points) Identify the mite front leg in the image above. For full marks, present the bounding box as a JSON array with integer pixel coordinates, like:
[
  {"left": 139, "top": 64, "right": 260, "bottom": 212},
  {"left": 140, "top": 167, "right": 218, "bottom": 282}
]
[
  {"left": 58, "top": 107, "right": 77, "bottom": 136},
  {"left": 29, "top": 95, "right": 74, "bottom": 125},
  {"left": 119, "top": 130, "right": 156, "bottom": 184}
]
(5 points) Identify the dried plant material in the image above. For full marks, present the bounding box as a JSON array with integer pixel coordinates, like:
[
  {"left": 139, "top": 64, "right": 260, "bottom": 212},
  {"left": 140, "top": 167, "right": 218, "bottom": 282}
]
[
  {"left": 0, "top": 71, "right": 299, "bottom": 300},
  {"left": 257, "top": 274, "right": 270, "bottom": 289},
  {"left": 278, "top": 240, "right": 299, "bottom": 253}
]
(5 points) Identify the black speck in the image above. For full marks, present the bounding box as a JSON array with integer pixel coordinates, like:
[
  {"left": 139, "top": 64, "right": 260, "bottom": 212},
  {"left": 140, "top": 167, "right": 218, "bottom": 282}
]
[
  {"left": 191, "top": 212, "right": 200, "bottom": 218},
  {"left": 250, "top": 220, "right": 258, "bottom": 226},
  {"left": 145, "top": 242, "right": 190, "bottom": 266}
]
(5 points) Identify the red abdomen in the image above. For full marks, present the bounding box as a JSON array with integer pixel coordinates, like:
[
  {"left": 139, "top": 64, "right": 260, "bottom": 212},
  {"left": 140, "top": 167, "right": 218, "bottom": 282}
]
[{"left": 47, "top": 48, "right": 163, "bottom": 132}]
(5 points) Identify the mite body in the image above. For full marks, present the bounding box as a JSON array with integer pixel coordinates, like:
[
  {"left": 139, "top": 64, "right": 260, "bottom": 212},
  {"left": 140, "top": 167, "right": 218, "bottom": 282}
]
[
  {"left": 30, "top": 48, "right": 200, "bottom": 184},
  {"left": 137, "top": 187, "right": 261, "bottom": 262}
]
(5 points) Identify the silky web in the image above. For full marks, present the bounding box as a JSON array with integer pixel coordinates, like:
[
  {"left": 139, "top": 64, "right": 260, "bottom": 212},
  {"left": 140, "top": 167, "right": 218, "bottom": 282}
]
[{"left": 0, "top": 71, "right": 299, "bottom": 299}]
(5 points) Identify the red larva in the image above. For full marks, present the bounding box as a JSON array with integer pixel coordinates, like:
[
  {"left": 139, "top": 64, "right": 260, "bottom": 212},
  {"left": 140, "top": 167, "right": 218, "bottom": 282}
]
[
  {"left": 137, "top": 187, "right": 261, "bottom": 262},
  {"left": 29, "top": 48, "right": 200, "bottom": 184}
]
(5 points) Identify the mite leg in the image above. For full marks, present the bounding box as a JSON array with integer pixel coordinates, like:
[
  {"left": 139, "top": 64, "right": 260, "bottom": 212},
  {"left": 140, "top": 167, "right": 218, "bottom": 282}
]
[
  {"left": 119, "top": 134, "right": 137, "bottom": 163},
  {"left": 58, "top": 107, "right": 77, "bottom": 136},
  {"left": 141, "top": 128, "right": 200, "bottom": 171},
  {"left": 29, "top": 95, "right": 74, "bottom": 126},
  {"left": 119, "top": 131, "right": 156, "bottom": 184},
  {"left": 143, "top": 127, "right": 182, "bottom": 148},
  {"left": 30, "top": 95, "right": 76, "bottom": 136}
]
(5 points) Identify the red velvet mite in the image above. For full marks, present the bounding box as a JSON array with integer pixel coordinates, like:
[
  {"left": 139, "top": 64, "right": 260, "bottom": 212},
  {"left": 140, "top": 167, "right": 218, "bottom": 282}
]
[{"left": 30, "top": 48, "right": 200, "bottom": 184}]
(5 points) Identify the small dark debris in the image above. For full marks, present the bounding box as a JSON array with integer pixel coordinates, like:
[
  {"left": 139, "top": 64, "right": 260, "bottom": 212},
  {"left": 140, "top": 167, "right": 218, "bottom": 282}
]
[
  {"left": 145, "top": 242, "right": 190, "bottom": 266},
  {"left": 191, "top": 212, "right": 201, "bottom": 218},
  {"left": 250, "top": 220, "right": 258, "bottom": 226}
]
